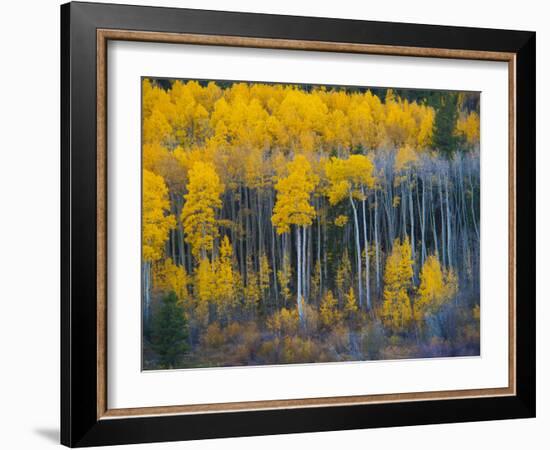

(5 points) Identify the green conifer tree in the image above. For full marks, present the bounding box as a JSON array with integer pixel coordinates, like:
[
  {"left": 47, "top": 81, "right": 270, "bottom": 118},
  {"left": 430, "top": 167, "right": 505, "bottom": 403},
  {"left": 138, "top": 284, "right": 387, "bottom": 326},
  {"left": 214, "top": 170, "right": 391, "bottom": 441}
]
[
  {"left": 433, "top": 92, "right": 459, "bottom": 156},
  {"left": 151, "top": 291, "right": 189, "bottom": 368}
]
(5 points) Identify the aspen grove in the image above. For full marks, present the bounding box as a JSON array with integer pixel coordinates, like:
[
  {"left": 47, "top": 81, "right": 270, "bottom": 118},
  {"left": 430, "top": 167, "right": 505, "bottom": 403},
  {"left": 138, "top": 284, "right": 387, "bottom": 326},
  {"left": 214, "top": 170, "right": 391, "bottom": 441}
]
[{"left": 142, "top": 78, "right": 481, "bottom": 369}]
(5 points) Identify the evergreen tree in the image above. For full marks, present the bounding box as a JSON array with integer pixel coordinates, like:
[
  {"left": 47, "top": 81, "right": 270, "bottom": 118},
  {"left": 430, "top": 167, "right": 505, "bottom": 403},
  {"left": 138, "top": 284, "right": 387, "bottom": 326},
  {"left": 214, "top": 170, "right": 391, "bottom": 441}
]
[
  {"left": 151, "top": 291, "right": 189, "bottom": 368},
  {"left": 433, "top": 92, "right": 459, "bottom": 156}
]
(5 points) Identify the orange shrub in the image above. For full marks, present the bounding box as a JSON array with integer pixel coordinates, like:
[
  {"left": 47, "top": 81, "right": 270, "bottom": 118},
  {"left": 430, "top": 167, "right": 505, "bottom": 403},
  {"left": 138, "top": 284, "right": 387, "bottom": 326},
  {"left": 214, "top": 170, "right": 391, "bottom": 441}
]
[
  {"left": 225, "top": 322, "right": 243, "bottom": 343},
  {"left": 258, "top": 339, "right": 280, "bottom": 362},
  {"left": 327, "top": 324, "right": 350, "bottom": 355},
  {"left": 281, "top": 336, "right": 321, "bottom": 364},
  {"left": 203, "top": 322, "right": 224, "bottom": 349},
  {"left": 267, "top": 307, "right": 299, "bottom": 336}
]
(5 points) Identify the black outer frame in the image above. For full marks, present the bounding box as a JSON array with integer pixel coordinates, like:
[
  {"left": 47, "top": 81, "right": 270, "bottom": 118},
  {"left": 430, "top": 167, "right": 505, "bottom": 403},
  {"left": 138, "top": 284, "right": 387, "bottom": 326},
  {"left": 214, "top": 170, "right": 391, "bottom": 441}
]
[{"left": 61, "top": 1, "right": 535, "bottom": 447}]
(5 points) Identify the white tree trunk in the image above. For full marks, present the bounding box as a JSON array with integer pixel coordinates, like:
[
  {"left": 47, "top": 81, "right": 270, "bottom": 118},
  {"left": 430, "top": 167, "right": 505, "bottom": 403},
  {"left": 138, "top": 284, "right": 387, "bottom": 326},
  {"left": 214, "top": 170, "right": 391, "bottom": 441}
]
[
  {"left": 445, "top": 177, "right": 452, "bottom": 267},
  {"left": 361, "top": 151, "right": 372, "bottom": 305},
  {"left": 408, "top": 173, "right": 415, "bottom": 262},
  {"left": 317, "top": 206, "right": 322, "bottom": 295},
  {"left": 349, "top": 194, "right": 363, "bottom": 308},
  {"left": 270, "top": 195, "right": 279, "bottom": 305},
  {"left": 438, "top": 173, "right": 446, "bottom": 268},
  {"left": 143, "top": 261, "right": 151, "bottom": 326},
  {"left": 361, "top": 194, "right": 371, "bottom": 310},
  {"left": 374, "top": 189, "right": 380, "bottom": 294},
  {"left": 295, "top": 226, "right": 304, "bottom": 324},
  {"left": 302, "top": 225, "right": 307, "bottom": 301},
  {"left": 420, "top": 176, "right": 427, "bottom": 266}
]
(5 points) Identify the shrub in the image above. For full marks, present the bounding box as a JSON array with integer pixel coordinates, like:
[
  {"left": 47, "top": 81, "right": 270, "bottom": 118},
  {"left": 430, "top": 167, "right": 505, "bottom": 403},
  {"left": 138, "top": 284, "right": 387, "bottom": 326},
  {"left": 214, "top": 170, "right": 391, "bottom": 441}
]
[
  {"left": 303, "top": 303, "right": 320, "bottom": 334},
  {"left": 241, "top": 322, "right": 261, "bottom": 349},
  {"left": 203, "top": 322, "right": 225, "bottom": 349},
  {"left": 258, "top": 338, "right": 280, "bottom": 363},
  {"left": 327, "top": 324, "right": 350, "bottom": 355},
  {"left": 360, "top": 320, "right": 386, "bottom": 360},
  {"left": 225, "top": 322, "right": 243, "bottom": 343},
  {"left": 381, "top": 334, "right": 415, "bottom": 360},
  {"left": 267, "top": 307, "right": 299, "bottom": 336},
  {"left": 224, "top": 321, "right": 261, "bottom": 365},
  {"left": 281, "top": 336, "right": 321, "bottom": 364}
]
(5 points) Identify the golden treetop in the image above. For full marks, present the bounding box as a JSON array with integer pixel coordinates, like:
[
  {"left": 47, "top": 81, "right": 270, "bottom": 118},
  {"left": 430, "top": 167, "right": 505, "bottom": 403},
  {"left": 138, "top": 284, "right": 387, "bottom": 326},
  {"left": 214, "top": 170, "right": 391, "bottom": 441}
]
[{"left": 272, "top": 155, "right": 319, "bottom": 233}]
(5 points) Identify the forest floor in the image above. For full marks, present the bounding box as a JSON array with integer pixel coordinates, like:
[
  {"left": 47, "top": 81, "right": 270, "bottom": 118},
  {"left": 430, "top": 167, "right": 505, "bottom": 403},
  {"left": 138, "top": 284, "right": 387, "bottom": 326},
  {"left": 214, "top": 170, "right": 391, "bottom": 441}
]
[{"left": 142, "top": 314, "right": 480, "bottom": 370}]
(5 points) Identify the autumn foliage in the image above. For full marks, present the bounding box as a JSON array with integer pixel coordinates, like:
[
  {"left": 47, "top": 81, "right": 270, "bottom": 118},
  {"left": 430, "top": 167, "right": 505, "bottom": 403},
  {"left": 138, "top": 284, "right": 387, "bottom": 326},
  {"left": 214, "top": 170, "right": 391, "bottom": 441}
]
[{"left": 141, "top": 78, "right": 480, "bottom": 369}]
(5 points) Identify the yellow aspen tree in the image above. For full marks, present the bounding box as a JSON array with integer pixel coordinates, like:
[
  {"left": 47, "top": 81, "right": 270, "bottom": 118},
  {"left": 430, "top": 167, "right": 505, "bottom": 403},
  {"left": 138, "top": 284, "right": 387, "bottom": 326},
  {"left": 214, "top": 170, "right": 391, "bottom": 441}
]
[
  {"left": 394, "top": 145, "right": 419, "bottom": 173},
  {"left": 384, "top": 92, "right": 409, "bottom": 147},
  {"left": 267, "top": 307, "right": 300, "bottom": 337},
  {"left": 323, "top": 108, "right": 351, "bottom": 155},
  {"left": 348, "top": 91, "right": 385, "bottom": 150},
  {"left": 259, "top": 254, "right": 272, "bottom": 301},
  {"left": 319, "top": 290, "right": 341, "bottom": 329},
  {"left": 244, "top": 256, "right": 261, "bottom": 313},
  {"left": 181, "top": 161, "right": 223, "bottom": 260},
  {"left": 381, "top": 236, "right": 414, "bottom": 332},
  {"left": 143, "top": 170, "right": 176, "bottom": 262},
  {"left": 142, "top": 79, "right": 175, "bottom": 143},
  {"left": 213, "top": 236, "right": 237, "bottom": 319},
  {"left": 210, "top": 85, "right": 270, "bottom": 156},
  {"left": 142, "top": 80, "right": 175, "bottom": 146},
  {"left": 394, "top": 145, "right": 419, "bottom": 263},
  {"left": 414, "top": 255, "right": 459, "bottom": 324},
  {"left": 143, "top": 142, "right": 169, "bottom": 173},
  {"left": 335, "top": 249, "right": 352, "bottom": 303},
  {"left": 143, "top": 169, "right": 176, "bottom": 324},
  {"left": 272, "top": 155, "right": 318, "bottom": 325},
  {"left": 456, "top": 111, "right": 480, "bottom": 147},
  {"left": 310, "top": 260, "right": 321, "bottom": 301},
  {"left": 142, "top": 78, "right": 157, "bottom": 118},
  {"left": 344, "top": 287, "right": 359, "bottom": 319},
  {"left": 195, "top": 258, "right": 216, "bottom": 326},
  {"left": 271, "top": 89, "right": 327, "bottom": 153},
  {"left": 325, "top": 154, "right": 376, "bottom": 310},
  {"left": 153, "top": 258, "right": 190, "bottom": 307},
  {"left": 277, "top": 254, "right": 292, "bottom": 307},
  {"left": 334, "top": 215, "right": 349, "bottom": 227},
  {"left": 143, "top": 100, "right": 176, "bottom": 148},
  {"left": 416, "top": 106, "right": 435, "bottom": 149},
  {"left": 169, "top": 80, "right": 212, "bottom": 147},
  {"left": 382, "top": 92, "right": 434, "bottom": 149}
]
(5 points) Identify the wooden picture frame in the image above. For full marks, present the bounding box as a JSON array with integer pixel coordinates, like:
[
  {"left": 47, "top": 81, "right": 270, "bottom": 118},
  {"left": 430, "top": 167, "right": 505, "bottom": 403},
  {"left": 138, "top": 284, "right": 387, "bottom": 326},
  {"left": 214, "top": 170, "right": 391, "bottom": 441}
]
[{"left": 61, "top": 1, "right": 535, "bottom": 447}]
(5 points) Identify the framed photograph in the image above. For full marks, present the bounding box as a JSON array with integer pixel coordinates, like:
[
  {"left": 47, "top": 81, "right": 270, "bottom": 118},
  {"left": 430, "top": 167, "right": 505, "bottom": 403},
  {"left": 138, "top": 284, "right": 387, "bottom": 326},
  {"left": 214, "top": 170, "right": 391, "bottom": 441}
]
[{"left": 61, "top": 1, "right": 535, "bottom": 447}]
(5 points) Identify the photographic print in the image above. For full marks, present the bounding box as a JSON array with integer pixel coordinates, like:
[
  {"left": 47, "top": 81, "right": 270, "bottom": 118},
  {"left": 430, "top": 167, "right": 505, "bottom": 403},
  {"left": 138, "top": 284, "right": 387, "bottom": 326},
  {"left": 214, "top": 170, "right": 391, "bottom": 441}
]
[{"left": 141, "top": 78, "right": 481, "bottom": 370}]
